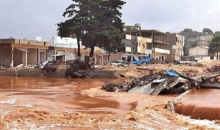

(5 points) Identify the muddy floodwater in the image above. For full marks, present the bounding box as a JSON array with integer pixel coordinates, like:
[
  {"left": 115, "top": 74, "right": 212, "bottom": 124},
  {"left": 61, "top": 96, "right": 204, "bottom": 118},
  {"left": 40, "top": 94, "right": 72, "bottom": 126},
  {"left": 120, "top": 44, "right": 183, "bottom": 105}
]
[
  {"left": 0, "top": 76, "right": 137, "bottom": 117},
  {"left": 175, "top": 89, "right": 220, "bottom": 120},
  {"left": 1, "top": 76, "right": 220, "bottom": 129}
]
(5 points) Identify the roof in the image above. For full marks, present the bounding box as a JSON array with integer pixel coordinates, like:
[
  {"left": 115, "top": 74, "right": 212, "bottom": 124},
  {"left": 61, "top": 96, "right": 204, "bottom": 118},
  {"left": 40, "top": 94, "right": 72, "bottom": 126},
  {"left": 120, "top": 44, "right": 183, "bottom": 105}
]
[
  {"left": 124, "top": 30, "right": 166, "bottom": 35},
  {"left": 189, "top": 46, "right": 209, "bottom": 50}
]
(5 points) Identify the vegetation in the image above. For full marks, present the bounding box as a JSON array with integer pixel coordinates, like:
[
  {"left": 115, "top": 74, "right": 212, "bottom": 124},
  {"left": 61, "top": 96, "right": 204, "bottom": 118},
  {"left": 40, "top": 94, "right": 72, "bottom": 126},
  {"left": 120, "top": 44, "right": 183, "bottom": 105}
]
[
  {"left": 209, "top": 34, "right": 220, "bottom": 59},
  {"left": 57, "top": 0, "right": 126, "bottom": 60}
]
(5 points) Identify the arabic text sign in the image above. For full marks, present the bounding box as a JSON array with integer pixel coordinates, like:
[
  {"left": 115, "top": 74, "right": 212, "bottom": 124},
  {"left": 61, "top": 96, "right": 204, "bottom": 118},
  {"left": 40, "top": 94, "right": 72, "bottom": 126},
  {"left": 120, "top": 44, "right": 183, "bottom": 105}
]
[{"left": 53, "top": 36, "right": 81, "bottom": 48}]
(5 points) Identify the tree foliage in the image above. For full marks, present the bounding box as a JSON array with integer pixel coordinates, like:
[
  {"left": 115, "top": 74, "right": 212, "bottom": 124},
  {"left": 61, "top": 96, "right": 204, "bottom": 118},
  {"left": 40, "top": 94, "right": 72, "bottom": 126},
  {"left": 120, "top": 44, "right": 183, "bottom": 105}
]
[
  {"left": 209, "top": 34, "right": 220, "bottom": 59},
  {"left": 58, "top": 0, "right": 126, "bottom": 59}
]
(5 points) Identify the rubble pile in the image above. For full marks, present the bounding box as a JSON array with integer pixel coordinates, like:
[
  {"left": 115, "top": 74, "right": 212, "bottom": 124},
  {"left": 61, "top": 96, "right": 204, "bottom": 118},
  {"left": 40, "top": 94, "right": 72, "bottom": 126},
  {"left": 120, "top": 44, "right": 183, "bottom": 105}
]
[
  {"left": 65, "top": 60, "right": 92, "bottom": 78},
  {"left": 102, "top": 74, "right": 159, "bottom": 92},
  {"left": 41, "top": 61, "right": 57, "bottom": 73},
  {"left": 102, "top": 69, "right": 220, "bottom": 95}
]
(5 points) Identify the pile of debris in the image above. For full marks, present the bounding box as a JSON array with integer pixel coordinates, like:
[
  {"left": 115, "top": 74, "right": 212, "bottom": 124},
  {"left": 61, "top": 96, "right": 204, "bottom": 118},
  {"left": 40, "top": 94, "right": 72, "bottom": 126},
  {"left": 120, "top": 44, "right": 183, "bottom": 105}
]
[
  {"left": 40, "top": 60, "right": 93, "bottom": 78},
  {"left": 102, "top": 70, "right": 220, "bottom": 95},
  {"left": 65, "top": 60, "right": 92, "bottom": 78}
]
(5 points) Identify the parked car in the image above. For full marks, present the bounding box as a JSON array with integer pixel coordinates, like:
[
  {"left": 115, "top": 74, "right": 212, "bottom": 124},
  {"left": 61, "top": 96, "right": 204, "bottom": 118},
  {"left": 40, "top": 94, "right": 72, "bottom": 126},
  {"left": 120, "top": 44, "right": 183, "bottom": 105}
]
[{"left": 110, "top": 60, "right": 128, "bottom": 67}]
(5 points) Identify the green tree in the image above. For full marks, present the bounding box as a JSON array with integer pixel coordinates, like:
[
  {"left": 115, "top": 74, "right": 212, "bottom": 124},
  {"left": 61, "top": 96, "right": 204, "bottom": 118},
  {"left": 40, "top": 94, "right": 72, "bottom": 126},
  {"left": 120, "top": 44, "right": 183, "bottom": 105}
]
[
  {"left": 209, "top": 34, "right": 220, "bottom": 59},
  {"left": 58, "top": 1, "right": 83, "bottom": 59},
  {"left": 59, "top": 0, "right": 126, "bottom": 60}
]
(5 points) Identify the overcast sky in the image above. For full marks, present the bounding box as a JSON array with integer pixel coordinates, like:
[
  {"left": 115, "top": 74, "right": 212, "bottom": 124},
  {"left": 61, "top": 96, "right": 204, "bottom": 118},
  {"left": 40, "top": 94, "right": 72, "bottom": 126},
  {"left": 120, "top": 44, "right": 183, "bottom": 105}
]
[{"left": 0, "top": 0, "right": 220, "bottom": 41}]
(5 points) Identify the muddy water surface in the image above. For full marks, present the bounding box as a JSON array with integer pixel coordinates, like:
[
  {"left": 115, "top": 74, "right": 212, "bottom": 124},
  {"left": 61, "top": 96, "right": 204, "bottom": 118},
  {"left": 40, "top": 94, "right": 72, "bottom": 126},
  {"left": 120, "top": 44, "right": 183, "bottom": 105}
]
[
  {"left": 0, "top": 76, "right": 135, "bottom": 117},
  {"left": 175, "top": 89, "right": 220, "bottom": 120}
]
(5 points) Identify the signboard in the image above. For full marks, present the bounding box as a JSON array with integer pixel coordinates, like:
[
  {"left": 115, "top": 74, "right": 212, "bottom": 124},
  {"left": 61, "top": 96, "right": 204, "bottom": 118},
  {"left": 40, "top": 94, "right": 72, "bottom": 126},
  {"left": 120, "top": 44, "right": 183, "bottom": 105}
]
[
  {"left": 53, "top": 36, "right": 81, "bottom": 48},
  {"left": 35, "top": 36, "right": 42, "bottom": 43},
  {"left": 154, "top": 48, "right": 170, "bottom": 54}
]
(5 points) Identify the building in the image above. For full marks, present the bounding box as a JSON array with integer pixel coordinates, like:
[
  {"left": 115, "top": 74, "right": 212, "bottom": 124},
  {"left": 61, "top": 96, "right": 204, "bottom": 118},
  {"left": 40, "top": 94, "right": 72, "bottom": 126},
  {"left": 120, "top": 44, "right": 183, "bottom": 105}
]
[
  {"left": 124, "top": 29, "right": 170, "bottom": 62},
  {"left": 166, "top": 33, "right": 184, "bottom": 61},
  {"left": 180, "top": 28, "right": 213, "bottom": 56},
  {"left": 0, "top": 36, "right": 108, "bottom": 67},
  {"left": 189, "top": 46, "right": 209, "bottom": 56},
  {"left": 0, "top": 38, "right": 50, "bottom": 67},
  {"left": 123, "top": 23, "right": 141, "bottom": 31}
]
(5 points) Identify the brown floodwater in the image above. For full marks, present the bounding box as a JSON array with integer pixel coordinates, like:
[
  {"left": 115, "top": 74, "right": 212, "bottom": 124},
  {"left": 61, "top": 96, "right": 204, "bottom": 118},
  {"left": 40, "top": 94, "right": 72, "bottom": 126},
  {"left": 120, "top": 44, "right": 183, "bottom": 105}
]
[
  {"left": 175, "top": 89, "right": 220, "bottom": 120},
  {"left": 0, "top": 76, "right": 137, "bottom": 117}
]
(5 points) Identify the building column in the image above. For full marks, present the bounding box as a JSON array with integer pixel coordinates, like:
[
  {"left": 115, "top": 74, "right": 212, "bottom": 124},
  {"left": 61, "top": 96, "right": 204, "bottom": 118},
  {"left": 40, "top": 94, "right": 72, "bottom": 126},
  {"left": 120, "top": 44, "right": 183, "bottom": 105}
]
[
  {"left": 38, "top": 49, "right": 41, "bottom": 63},
  {"left": 11, "top": 47, "right": 14, "bottom": 68},
  {"left": 64, "top": 50, "right": 66, "bottom": 62},
  {"left": 102, "top": 55, "right": 104, "bottom": 66},
  {"left": 25, "top": 48, "right": 28, "bottom": 66},
  {"left": 95, "top": 54, "right": 97, "bottom": 64},
  {"left": 54, "top": 49, "right": 56, "bottom": 61}
]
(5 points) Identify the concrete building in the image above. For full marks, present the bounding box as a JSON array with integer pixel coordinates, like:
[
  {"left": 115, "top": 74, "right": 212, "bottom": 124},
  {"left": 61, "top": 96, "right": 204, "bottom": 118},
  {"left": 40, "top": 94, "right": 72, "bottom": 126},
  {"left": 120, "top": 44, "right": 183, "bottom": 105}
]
[
  {"left": 0, "top": 37, "right": 110, "bottom": 67},
  {"left": 0, "top": 39, "right": 50, "bottom": 67},
  {"left": 124, "top": 30, "right": 170, "bottom": 62},
  {"left": 189, "top": 46, "right": 209, "bottom": 56},
  {"left": 166, "top": 33, "right": 184, "bottom": 61},
  {"left": 180, "top": 28, "right": 214, "bottom": 56}
]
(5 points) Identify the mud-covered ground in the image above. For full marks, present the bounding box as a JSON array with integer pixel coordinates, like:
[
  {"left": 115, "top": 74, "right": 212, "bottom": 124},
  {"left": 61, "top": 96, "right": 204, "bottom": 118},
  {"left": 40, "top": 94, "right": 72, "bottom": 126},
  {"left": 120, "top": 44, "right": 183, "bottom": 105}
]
[{"left": 1, "top": 61, "right": 220, "bottom": 129}]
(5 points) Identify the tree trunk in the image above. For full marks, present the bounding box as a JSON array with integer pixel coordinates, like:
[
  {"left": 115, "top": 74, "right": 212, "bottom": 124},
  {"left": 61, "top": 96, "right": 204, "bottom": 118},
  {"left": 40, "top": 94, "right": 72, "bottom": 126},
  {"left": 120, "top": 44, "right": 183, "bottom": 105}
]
[
  {"left": 89, "top": 39, "right": 96, "bottom": 60},
  {"left": 218, "top": 52, "right": 219, "bottom": 60},
  {"left": 108, "top": 52, "right": 111, "bottom": 65},
  {"left": 76, "top": 35, "right": 81, "bottom": 60}
]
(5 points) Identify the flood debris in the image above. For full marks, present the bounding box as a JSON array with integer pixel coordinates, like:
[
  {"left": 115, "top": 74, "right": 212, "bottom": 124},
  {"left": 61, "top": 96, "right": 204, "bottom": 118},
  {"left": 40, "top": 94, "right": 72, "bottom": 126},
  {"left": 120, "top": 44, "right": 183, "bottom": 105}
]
[
  {"left": 40, "top": 60, "right": 94, "bottom": 78},
  {"left": 65, "top": 60, "right": 93, "bottom": 78},
  {"left": 102, "top": 69, "right": 220, "bottom": 95}
]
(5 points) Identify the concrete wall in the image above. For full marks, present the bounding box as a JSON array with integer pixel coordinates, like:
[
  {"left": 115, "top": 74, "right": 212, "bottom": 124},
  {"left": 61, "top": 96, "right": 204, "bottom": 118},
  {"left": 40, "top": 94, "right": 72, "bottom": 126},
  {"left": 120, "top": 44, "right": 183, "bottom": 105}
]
[
  {"left": 110, "top": 52, "right": 122, "bottom": 63},
  {"left": 95, "top": 53, "right": 122, "bottom": 65},
  {"left": 0, "top": 44, "right": 11, "bottom": 67},
  {"left": 189, "top": 47, "right": 208, "bottom": 56},
  {"left": 40, "top": 51, "right": 47, "bottom": 62},
  {"left": 166, "top": 34, "right": 184, "bottom": 61},
  {"left": 13, "top": 48, "right": 23, "bottom": 66},
  {"left": 0, "top": 69, "right": 121, "bottom": 78},
  {"left": 27, "top": 48, "right": 38, "bottom": 64}
]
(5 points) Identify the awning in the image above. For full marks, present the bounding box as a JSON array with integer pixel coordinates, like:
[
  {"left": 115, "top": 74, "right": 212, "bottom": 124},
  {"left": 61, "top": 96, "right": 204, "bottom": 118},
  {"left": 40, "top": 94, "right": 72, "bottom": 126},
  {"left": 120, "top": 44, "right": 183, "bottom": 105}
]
[
  {"left": 40, "top": 49, "right": 47, "bottom": 53},
  {"left": 50, "top": 51, "right": 76, "bottom": 57},
  {"left": 15, "top": 47, "right": 29, "bottom": 52}
]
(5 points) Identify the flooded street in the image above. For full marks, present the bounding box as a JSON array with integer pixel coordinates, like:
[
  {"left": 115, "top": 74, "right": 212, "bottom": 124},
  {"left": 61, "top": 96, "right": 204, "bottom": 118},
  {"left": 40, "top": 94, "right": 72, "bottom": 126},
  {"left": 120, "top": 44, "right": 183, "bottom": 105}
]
[
  {"left": 0, "top": 76, "right": 135, "bottom": 117},
  {"left": 0, "top": 76, "right": 220, "bottom": 129}
]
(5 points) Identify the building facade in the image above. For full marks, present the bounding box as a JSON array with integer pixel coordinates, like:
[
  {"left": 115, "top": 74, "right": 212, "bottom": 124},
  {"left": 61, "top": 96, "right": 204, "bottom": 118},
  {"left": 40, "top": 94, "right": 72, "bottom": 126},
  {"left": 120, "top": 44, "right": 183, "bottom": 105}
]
[
  {"left": 166, "top": 33, "right": 184, "bottom": 61},
  {"left": 124, "top": 30, "right": 170, "bottom": 62},
  {"left": 189, "top": 46, "right": 209, "bottom": 56},
  {"left": 0, "top": 37, "right": 110, "bottom": 67},
  {"left": 180, "top": 28, "right": 213, "bottom": 56}
]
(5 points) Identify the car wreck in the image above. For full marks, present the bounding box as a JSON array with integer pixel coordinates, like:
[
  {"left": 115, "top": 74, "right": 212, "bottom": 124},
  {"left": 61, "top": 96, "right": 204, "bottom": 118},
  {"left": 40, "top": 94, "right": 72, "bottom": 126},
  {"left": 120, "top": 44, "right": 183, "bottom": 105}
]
[{"left": 101, "top": 69, "right": 220, "bottom": 95}]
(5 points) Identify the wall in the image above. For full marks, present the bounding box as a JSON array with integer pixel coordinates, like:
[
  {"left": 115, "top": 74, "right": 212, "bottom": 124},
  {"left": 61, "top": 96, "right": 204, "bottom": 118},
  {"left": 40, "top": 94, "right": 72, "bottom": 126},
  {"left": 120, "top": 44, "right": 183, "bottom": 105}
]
[
  {"left": 27, "top": 48, "right": 38, "bottom": 64},
  {"left": 13, "top": 48, "right": 23, "bottom": 66},
  {"left": 189, "top": 47, "right": 208, "bottom": 56},
  {"left": 0, "top": 44, "right": 11, "bottom": 67},
  {"left": 109, "top": 52, "right": 122, "bottom": 63},
  {"left": 40, "top": 50, "right": 47, "bottom": 62},
  {"left": 166, "top": 34, "right": 183, "bottom": 61}
]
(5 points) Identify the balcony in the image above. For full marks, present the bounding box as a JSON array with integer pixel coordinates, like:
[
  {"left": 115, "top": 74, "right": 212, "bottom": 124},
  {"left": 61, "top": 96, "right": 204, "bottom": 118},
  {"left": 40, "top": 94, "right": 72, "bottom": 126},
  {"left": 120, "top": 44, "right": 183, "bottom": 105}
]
[{"left": 154, "top": 48, "right": 170, "bottom": 54}]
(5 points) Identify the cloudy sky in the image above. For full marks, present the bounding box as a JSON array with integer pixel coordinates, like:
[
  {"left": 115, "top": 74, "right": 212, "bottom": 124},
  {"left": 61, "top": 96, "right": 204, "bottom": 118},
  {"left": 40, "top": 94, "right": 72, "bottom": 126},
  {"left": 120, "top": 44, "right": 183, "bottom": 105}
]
[{"left": 0, "top": 0, "right": 220, "bottom": 41}]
